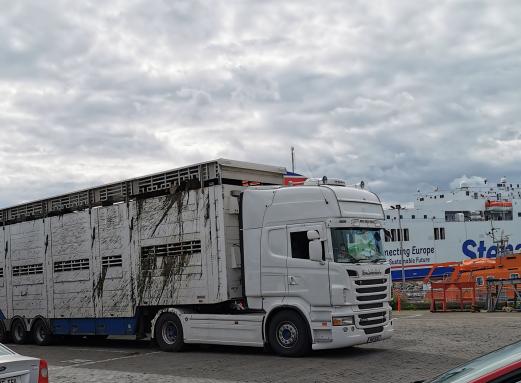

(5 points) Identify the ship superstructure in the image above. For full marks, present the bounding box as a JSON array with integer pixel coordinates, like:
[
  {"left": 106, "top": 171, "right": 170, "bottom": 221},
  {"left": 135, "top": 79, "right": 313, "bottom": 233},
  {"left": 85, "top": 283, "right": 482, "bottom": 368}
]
[{"left": 384, "top": 177, "right": 521, "bottom": 280}]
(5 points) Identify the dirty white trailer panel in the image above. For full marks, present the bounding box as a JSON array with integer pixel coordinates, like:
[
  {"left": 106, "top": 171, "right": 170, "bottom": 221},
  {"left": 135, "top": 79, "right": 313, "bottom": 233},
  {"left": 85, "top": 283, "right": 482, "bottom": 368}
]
[{"left": 0, "top": 159, "right": 284, "bottom": 337}]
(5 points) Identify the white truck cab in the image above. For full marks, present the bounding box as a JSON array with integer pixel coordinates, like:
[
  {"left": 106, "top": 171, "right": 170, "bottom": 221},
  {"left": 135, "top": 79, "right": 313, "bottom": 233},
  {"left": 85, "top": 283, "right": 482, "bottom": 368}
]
[{"left": 238, "top": 180, "right": 393, "bottom": 355}]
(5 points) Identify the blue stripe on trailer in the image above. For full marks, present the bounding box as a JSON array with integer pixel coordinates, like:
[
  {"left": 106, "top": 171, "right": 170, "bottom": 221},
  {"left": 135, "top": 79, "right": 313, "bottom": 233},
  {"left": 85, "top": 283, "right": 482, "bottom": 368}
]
[
  {"left": 51, "top": 317, "right": 137, "bottom": 335},
  {"left": 391, "top": 267, "right": 454, "bottom": 281}
]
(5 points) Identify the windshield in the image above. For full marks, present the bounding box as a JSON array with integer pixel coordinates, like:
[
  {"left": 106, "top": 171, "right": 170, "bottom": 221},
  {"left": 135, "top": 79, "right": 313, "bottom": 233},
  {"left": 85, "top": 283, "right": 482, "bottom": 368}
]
[
  {"left": 427, "top": 341, "right": 521, "bottom": 383},
  {"left": 331, "top": 228, "right": 385, "bottom": 263},
  {"left": 0, "top": 344, "right": 15, "bottom": 356}
]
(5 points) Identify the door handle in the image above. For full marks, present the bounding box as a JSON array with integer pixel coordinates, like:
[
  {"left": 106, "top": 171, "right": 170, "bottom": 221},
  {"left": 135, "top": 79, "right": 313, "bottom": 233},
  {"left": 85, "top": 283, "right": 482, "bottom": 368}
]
[{"left": 288, "top": 276, "right": 297, "bottom": 285}]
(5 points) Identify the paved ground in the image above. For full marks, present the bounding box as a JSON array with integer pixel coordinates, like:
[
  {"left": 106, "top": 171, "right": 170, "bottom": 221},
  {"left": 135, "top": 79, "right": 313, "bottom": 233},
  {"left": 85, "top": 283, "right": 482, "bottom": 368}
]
[{"left": 6, "top": 311, "right": 521, "bottom": 382}]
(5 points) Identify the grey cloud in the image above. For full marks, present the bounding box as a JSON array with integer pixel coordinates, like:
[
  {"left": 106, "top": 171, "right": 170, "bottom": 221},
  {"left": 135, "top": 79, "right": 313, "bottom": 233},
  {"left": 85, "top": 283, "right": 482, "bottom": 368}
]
[{"left": 1, "top": 0, "right": 521, "bottom": 207}]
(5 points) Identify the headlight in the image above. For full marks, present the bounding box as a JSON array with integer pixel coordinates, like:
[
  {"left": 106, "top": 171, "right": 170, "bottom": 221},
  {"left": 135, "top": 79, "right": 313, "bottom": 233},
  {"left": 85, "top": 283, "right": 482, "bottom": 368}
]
[{"left": 332, "top": 316, "right": 354, "bottom": 326}]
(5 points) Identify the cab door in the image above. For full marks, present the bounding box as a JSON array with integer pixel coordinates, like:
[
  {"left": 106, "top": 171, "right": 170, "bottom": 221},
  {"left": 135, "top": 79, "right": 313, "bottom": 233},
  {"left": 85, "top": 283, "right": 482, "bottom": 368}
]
[
  {"left": 286, "top": 224, "right": 330, "bottom": 306},
  {"left": 260, "top": 226, "right": 288, "bottom": 297}
]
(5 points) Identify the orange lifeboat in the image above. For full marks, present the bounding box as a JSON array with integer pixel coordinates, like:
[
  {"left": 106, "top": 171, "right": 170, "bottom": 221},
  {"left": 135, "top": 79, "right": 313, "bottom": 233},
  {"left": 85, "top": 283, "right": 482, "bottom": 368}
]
[
  {"left": 485, "top": 200, "right": 512, "bottom": 212},
  {"left": 460, "top": 258, "right": 496, "bottom": 271}
]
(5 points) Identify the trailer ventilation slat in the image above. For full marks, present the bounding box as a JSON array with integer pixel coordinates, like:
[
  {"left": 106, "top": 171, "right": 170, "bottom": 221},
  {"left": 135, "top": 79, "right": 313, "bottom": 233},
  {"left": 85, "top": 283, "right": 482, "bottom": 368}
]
[
  {"left": 13, "top": 263, "right": 43, "bottom": 277},
  {"left": 54, "top": 259, "right": 90, "bottom": 273},
  {"left": 141, "top": 240, "right": 202, "bottom": 259},
  {"left": 0, "top": 159, "right": 285, "bottom": 222},
  {"left": 102, "top": 255, "right": 123, "bottom": 269}
]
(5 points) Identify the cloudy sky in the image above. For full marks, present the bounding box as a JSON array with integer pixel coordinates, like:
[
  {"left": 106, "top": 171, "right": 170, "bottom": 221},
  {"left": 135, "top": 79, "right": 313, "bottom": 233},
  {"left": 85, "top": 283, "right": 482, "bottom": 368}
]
[{"left": 1, "top": 0, "right": 520, "bottom": 207}]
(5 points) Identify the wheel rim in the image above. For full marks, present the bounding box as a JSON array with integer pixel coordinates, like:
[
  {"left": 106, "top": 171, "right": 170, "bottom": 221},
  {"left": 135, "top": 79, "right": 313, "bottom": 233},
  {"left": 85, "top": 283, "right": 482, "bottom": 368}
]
[
  {"left": 277, "top": 321, "right": 299, "bottom": 348},
  {"left": 161, "top": 321, "right": 178, "bottom": 345}
]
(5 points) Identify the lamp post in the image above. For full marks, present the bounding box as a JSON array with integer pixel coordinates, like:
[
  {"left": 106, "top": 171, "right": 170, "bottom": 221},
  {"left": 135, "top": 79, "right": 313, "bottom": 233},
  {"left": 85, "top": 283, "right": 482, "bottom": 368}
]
[{"left": 393, "top": 204, "right": 406, "bottom": 288}]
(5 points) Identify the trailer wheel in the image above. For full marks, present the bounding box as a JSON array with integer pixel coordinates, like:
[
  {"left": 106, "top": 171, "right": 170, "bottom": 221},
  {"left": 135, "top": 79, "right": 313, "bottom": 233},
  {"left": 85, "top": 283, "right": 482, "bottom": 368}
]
[
  {"left": 32, "top": 320, "right": 53, "bottom": 346},
  {"left": 155, "top": 312, "right": 184, "bottom": 352},
  {"left": 11, "top": 320, "right": 28, "bottom": 345},
  {"left": 268, "top": 310, "right": 310, "bottom": 357},
  {"left": 0, "top": 323, "right": 9, "bottom": 343}
]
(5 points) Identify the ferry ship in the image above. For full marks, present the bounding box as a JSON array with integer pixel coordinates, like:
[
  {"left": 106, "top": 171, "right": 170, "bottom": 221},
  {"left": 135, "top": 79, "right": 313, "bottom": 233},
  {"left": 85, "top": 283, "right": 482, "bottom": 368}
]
[{"left": 383, "top": 177, "right": 521, "bottom": 280}]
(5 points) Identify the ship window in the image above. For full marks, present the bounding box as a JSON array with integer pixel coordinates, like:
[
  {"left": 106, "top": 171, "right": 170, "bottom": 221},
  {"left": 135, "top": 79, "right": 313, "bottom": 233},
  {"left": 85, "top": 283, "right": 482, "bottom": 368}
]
[
  {"left": 440, "top": 194, "right": 444, "bottom": 198},
  {"left": 466, "top": 191, "right": 470, "bottom": 196},
  {"left": 403, "top": 228, "right": 409, "bottom": 241},
  {"left": 390, "top": 229, "right": 396, "bottom": 242},
  {"left": 384, "top": 229, "right": 392, "bottom": 242},
  {"left": 290, "top": 231, "right": 310, "bottom": 260},
  {"left": 420, "top": 197, "right": 424, "bottom": 201},
  {"left": 424, "top": 215, "right": 427, "bottom": 219},
  {"left": 476, "top": 277, "right": 484, "bottom": 286},
  {"left": 518, "top": 212, "right": 521, "bottom": 218},
  {"left": 386, "top": 215, "right": 390, "bottom": 219},
  {"left": 412, "top": 215, "right": 415, "bottom": 219},
  {"left": 399, "top": 215, "right": 403, "bottom": 219},
  {"left": 434, "top": 227, "right": 445, "bottom": 240},
  {"left": 511, "top": 273, "right": 519, "bottom": 279},
  {"left": 474, "top": 192, "right": 478, "bottom": 199}
]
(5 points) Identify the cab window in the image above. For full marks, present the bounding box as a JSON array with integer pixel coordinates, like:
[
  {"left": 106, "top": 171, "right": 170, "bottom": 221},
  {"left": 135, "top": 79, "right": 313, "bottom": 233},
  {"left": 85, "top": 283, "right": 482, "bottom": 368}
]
[{"left": 290, "top": 231, "right": 310, "bottom": 260}]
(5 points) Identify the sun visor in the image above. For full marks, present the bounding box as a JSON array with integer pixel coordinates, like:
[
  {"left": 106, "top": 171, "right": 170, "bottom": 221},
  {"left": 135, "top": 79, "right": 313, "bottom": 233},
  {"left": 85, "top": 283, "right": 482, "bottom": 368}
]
[{"left": 339, "top": 201, "right": 384, "bottom": 220}]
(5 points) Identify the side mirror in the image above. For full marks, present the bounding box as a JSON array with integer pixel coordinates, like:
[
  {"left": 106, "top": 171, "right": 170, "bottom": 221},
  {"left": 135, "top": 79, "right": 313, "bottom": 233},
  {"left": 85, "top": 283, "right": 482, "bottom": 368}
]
[
  {"left": 307, "top": 230, "right": 323, "bottom": 262},
  {"left": 307, "top": 230, "right": 320, "bottom": 240}
]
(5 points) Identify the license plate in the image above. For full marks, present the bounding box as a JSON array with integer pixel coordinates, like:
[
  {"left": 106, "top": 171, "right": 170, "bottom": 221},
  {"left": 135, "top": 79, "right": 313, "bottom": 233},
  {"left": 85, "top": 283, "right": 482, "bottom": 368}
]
[
  {"left": 0, "top": 378, "right": 18, "bottom": 383},
  {"left": 367, "top": 335, "right": 382, "bottom": 343}
]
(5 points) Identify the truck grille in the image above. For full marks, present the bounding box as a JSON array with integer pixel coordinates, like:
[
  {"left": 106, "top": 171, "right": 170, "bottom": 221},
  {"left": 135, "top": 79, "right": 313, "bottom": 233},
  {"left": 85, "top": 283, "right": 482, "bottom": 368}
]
[
  {"left": 358, "top": 311, "right": 386, "bottom": 326},
  {"left": 358, "top": 303, "right": 383, "bottom": 310},
  {"left": 356, "top": 286, "right": 387, "bottom": 294},
  {"left": 355, "top": 278, "right": 386, "bottom": 286},
  {"left": 354, "top": 278, "right": 389, "bottom": 303},
  {"left": 352, "top": 275, "right": 389, "bottom": 329},
  {"left": 364, "top": 326, "right": 383, "bottom": 334}
]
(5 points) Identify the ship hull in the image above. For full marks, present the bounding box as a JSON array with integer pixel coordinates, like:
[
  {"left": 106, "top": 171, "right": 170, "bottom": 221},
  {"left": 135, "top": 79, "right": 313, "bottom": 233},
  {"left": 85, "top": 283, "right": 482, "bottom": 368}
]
[{"left": 384, "top": 219, "right": 521, "bottom": 280}]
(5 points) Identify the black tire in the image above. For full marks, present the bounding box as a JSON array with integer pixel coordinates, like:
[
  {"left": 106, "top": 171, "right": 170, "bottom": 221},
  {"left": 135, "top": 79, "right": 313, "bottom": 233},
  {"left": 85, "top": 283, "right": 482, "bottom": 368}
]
[
  {"left": 154, "top": 312, "right": 184, "bottom": 352},
  {"left": 32, "top": 320, "right": 53, "bottom": 346},
  {"left": 11, "top": 320, "right": 28, "bottom": 345},
  {"left": 268, "top": 310, "right": 310, "bottom": 357},
  {"left": 0, "top": 323, "right": 10, "bottom": 343}
]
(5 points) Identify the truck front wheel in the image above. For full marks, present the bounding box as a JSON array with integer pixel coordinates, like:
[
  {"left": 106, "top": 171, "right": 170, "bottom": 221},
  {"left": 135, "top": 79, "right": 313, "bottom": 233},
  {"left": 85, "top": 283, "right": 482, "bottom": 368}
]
[
  {"left": 268, "top": 310, "right": 310, "bottom": 357},
  {"left": 155, "top": 312, "right": 184, "bottom": 352}
]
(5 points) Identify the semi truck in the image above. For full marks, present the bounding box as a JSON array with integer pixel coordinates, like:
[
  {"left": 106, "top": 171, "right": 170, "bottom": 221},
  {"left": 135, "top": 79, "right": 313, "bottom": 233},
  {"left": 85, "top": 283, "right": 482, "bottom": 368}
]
[{"left": 0, "top": 159, "right": 392, "bottom": 356}]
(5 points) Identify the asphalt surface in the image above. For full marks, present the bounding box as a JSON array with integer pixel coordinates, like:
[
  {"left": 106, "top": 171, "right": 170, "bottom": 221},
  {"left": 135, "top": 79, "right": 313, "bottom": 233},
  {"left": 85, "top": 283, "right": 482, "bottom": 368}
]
[{"left": 6, "top": 311, "right": 521, "bottom": 382}]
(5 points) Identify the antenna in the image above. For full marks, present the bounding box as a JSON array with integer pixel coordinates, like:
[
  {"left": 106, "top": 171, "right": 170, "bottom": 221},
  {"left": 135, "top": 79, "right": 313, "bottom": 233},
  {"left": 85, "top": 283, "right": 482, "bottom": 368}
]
[{"left": 290, "top": 147, "right": 295, "bottom": 173}]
